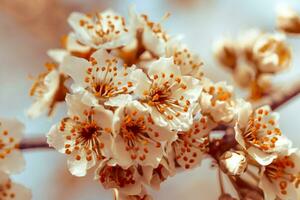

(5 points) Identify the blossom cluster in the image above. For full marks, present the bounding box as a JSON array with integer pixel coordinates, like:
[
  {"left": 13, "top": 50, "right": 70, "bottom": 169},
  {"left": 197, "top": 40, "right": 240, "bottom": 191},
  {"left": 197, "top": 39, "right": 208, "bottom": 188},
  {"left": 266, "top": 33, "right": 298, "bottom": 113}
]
[
  {"left": 214, "top": 29, "right": 291, "bottom": 100},
  {"left": 26, "top": 8, "right": 300, "bottom": 200},
  {"left": 0, "top": 118, "right": 31, "bottom": 200},
  {"left": 234, "top": 105, "right": 300, "bottom": 200}
]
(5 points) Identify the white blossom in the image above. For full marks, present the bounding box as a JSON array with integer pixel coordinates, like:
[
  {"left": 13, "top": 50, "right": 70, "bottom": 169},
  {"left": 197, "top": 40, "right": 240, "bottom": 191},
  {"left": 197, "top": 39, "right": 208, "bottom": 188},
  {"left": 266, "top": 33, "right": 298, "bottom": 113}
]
[
  {"left": 200, "top": 79, "right": 243, "bottom": 124},
  {"left": 68, "top": 10, "right": 130, "bottom": 49},
  {"left": 61, "top": 49, "right": 138, "bottom": 107},
  {"left": 47, "top": 93, "right": 114, "bottom": 177},
  {"left": 112, "top": 101, "right": 176, "bottom": 168},
  {"left": 235, "top": 105, "right": 292, "bottom": 166},
  {"left": 27, "top": 63, "right": 67, "bottom": 118},
  {"left": 259, "top": 150, "right": 300, "bottom": 200},
  {"left": 0, "top": 118, "right": 25, "bottom": 174},
  {"left": 129, "top": 7, "right": 169, "bottom": 57},
  {"left": 253, "top": 33, "right": 291, "bottom": 73},
  {"left": 132, "top": 57, "right": 202, "bottom": 131},
  {"left": 170, "top": 115, "right": 214, "bottom": 169},
  {"left": 165, "top": 37, "right": 203, "bottom": 78}
]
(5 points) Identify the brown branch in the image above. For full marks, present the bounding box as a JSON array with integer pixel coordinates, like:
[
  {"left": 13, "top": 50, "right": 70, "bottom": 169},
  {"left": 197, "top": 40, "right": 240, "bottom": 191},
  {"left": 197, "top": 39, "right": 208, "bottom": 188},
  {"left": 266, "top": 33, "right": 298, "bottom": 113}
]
[
  {"left": 20, "top": 137, "right": 51, "bottom": 150},
  {"left": 254, "top": 79, "right": 300, "bottom": 110}
]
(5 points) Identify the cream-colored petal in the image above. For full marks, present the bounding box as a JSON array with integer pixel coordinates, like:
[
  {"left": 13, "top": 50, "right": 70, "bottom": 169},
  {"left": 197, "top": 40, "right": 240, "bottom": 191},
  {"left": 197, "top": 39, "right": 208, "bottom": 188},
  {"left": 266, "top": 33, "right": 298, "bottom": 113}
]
[
  {"left": 65, "top": 93, "right": 89, "bottom": 119},
  {"left": 148, "top": 57, "right": 181, "bottom": 78},
  {"left": 67, "top": 150, "right": 89, "bottom": 177},
  {"left": 60, "top": 55, "right": 90, "bottom": 87},
  {"left": 47, "top": 125, "right": 66, "bottom": 153},
  {"left": 248, "top": 146, "right": 277, "bottom": 166},
  {"left": 105, "top": 94, "right": 133, "bottom": 107},
  {"left": 0, "top": 118, "right": 24, "bottom": 143},
  {"left": 68, "top": 12, "right": 92, "bottom": 44},
  {"left": 130, "top": 69, "right": 151, "bottom": 98},
  {"left": 66, "top": 32, "right": 91, "bottom": 53},
  {"left": 47, "top": 49, "right": 70, "bottom": 63},
  {"left": 142, "top": 26, "right": 166, "bottom": 56},
  {"left": 111, "top": 135, "right": 133, "bottom": 168},
  {"left": 0, "top": 150, "right": 25, "bottom": 174},
  {"left": 234, "top": 124, "right": 247, "bottom": 149},
  {"left": 236, "top": 99, "right": 252, "bottom": 129}
]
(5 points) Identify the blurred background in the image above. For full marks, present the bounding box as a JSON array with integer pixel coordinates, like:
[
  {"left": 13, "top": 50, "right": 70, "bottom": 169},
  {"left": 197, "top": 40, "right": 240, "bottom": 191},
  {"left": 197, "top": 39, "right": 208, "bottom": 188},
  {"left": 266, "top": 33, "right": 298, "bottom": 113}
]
[{"left": 0, "top": 0, "right": 300, "bottom": 199}]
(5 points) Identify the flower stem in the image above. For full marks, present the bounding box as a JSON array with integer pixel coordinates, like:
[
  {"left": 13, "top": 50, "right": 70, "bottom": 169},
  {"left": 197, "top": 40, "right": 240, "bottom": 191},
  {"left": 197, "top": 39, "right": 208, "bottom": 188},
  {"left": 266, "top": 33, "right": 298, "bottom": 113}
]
[
  {"left": 246, "top": 169, "right": 260, "bottom": 182},
  {"left": 218, "top": 168, "right": 225, "bottom": 195},
  {"left": 227, "top": 175, "right": 243, "bottom": 199}
]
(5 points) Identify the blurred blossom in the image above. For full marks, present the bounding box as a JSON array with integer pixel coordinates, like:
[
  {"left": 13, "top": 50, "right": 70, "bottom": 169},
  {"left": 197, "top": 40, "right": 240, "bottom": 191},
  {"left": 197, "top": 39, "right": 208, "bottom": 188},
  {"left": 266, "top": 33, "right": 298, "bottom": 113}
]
[
  {"left": 214, "top": 30, "right": 291, "bottom": 100},
  {"left": 276, "top": 4, "right": 300, "bottom": 35}
]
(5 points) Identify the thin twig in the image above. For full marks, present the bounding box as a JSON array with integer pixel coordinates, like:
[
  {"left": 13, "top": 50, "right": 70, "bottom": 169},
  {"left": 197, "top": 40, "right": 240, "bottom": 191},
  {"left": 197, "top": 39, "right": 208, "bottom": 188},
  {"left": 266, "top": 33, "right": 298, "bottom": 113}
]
[
  {"left": 271, "top": 81, "right": 300, "bottom": 110},
  {"left": 254, "top": 79, "right": 300, "bottom": 110},
  {"left": 20, "top": 137, "right": 51, "bottom": 150}
]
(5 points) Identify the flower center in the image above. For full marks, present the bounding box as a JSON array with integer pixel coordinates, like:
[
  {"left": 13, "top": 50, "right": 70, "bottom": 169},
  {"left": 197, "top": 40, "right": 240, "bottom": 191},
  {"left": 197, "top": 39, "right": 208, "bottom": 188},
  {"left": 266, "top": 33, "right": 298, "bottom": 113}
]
[
  {"left": 84, "top": 60, "right": 131, "bottom": 101},
  {"left": 92, "top": 81, "right": 116, "bottom": 98},
  {"left": 77, "top": 122, "right": 100, "bottom": 144},
  {"left": 147, "top": 83, "right": 172, "bottom": 106},
  {"left": 207, "top": 86, "right": 231, "bottom": 106},
  {"left": 120, "top": 115, "right": 147, "bottom": 148},
  {"left": 142, "top": 75, "right": 190, "bottom": 121},
  {"left": 60, "top": 109, "right": 109, "bottom": 161}
]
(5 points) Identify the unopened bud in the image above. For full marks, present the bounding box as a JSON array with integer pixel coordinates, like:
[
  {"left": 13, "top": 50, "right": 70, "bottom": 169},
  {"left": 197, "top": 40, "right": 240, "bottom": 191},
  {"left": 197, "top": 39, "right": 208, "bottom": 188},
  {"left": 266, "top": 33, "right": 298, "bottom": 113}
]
[{"left": 220, "top": 150, "right": 247, "bottom": 176}]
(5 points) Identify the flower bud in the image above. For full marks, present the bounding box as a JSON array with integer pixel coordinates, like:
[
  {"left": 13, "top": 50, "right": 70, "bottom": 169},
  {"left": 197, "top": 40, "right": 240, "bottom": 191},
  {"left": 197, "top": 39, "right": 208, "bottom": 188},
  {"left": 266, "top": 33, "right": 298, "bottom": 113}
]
[
  {"left": 253, "top": 33, "right": 291, "bottom": 73},
  {"left": 257, "top": 74, "right": 272, "bottom": 92},
  {"left": 220, "top": 150, "right": 247, "bottom": 176},
  {"left": 233, "top": 60, "right": 255, "bottom": 88},
  {"left": 214, "top": 38, "right": 238, "bottom": 70}
]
